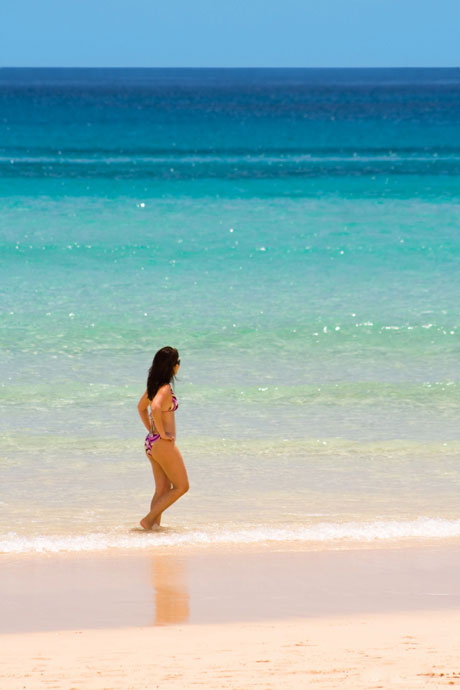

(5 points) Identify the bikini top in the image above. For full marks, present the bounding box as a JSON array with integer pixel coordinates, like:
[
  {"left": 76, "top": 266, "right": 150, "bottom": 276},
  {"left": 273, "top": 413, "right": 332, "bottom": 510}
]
[
  {"left": 169, "top": 388, "right": 179, "bottom": 412},
  {"left": 149, "top": 386, "right": 178, "bottom": 433}
]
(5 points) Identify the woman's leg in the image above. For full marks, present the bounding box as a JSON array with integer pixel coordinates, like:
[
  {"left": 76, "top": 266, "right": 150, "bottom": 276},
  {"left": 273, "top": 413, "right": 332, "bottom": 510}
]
[
  {"left": 140, "top": 441, "right": 189, "bottom": 530},
  {"left": 146, "top": 451, "right": 171, "bottom": 526}
]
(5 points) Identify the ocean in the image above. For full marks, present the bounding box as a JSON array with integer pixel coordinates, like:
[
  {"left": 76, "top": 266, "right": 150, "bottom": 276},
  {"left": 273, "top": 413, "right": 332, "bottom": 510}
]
[{"left": 1, "top": 67, "right": 460, "bottom": 553}]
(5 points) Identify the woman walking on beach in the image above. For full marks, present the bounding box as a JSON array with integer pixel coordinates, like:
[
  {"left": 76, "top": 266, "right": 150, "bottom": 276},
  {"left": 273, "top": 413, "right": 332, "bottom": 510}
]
[{"left": 137, "top": 346, "right": 189, "bottom": 530}]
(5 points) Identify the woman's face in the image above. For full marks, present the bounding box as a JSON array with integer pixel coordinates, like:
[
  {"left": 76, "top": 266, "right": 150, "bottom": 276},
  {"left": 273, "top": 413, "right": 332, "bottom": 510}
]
[{"left": 173, "top": 359, "right": 181, "bottom": 376}]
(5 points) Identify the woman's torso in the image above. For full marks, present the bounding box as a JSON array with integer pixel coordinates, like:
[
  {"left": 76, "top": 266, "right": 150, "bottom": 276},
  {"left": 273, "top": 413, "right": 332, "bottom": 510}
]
[{"left": 149, "top": 385, "right": 178, "bottom": 436}]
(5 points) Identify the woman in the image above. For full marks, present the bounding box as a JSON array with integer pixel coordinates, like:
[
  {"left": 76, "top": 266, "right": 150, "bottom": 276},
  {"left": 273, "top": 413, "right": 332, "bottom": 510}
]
[{"left": 137, "top": 346, "right": 189, "bottom": 530}]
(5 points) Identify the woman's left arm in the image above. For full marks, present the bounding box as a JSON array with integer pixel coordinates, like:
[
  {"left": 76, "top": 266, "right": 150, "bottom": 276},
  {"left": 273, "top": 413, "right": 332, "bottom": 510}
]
[{"left": 137, "top": 390, "right": 151, "bottom": 432}]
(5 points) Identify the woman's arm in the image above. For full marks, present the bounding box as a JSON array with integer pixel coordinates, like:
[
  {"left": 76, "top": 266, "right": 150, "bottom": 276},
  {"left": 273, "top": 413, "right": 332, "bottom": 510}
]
[
  {"left": 137, "top": 390, "right": 151, "bottom": 432},
  {"left": 151, "top": 385, "right": 174, "bottom": 440}
]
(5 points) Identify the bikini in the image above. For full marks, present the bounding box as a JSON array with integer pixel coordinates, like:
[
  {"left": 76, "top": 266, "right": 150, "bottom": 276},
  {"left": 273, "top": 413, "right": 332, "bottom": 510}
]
[{"left": 144, "top": 387, "right": 179, "bottom": 455}]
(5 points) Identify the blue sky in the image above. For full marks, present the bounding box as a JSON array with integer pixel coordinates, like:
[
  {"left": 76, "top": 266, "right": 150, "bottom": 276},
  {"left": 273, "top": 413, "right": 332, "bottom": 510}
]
[{"left": 1, "top": 0, "right": 459, "bottom": 68}]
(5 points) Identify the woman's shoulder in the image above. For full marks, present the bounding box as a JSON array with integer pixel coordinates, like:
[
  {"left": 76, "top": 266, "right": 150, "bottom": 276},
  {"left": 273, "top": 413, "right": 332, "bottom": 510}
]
[{"left": 154, "top": 383, "right": 173, "bottom": 399}]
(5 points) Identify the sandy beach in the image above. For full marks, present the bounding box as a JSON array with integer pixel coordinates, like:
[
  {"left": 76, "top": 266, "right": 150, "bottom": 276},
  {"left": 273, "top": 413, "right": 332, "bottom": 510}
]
[
  {"left": 2, "top": 609, "right": 460, "bottom": 688},
  {"left": 2, "top": 542, "right": 460, "bottom": 688}
]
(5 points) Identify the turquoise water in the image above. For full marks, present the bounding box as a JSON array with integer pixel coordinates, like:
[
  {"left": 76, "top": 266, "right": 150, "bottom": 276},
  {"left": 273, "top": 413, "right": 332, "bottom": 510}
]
[{"left": 1, "top": 68, "right": 460, "bottom": 553}]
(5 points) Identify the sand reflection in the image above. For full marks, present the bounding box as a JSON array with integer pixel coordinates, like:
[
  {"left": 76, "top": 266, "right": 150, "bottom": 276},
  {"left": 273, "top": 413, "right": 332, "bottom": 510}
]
[{"left": 150, "top": 553, "right": 190, "bottom": 625}]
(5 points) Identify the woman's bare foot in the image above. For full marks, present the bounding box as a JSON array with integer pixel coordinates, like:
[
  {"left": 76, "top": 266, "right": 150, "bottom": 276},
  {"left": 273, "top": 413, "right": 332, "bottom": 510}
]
[{"left": 140, "top": 518, "right": 152, "bottom": 530}]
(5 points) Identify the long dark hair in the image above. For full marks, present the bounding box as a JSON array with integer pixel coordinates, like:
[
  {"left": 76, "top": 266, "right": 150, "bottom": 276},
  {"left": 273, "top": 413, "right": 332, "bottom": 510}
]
[{"left": 146, "top": 346, "right": 179, "bottom": 400}]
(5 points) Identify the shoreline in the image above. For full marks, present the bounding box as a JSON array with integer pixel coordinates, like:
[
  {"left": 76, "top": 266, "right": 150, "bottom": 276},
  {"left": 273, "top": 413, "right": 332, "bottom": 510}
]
[
  {"left": 3, "top": 532, "right": 460, "bottom": 560},
  {"left": 4, "top": 529, "right": 460, "bottom": 557}
]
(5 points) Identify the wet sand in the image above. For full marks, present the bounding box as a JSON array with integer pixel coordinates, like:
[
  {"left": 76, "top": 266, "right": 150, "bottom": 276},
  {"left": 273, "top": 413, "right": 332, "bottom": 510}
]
[{"left": 3, "top": 541, "right": 460, "bottom": 632}]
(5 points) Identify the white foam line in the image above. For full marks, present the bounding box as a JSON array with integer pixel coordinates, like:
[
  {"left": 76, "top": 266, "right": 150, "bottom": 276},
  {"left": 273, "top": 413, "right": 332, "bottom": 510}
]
[
  {"left": 3, "top": 153, "right": 460, "bottom": 166},
  {"left": 2, "top": 517, "right": 460, "bottom": 554}
]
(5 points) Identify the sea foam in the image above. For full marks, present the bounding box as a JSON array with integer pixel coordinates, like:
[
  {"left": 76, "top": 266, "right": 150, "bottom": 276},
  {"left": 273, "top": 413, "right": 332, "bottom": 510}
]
[{"left": 2, "top": 517, "right": 460, "bottom": 554}]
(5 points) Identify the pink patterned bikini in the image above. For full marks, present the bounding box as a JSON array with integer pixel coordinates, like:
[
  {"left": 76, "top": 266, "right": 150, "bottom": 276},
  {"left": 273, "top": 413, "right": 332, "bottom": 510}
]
[{"left": 144, "top": 387, "right": 179, "bottom": 455}]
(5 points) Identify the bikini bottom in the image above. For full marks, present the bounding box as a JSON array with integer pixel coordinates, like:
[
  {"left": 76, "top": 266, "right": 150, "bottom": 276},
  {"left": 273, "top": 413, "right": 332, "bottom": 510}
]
[{"left": 145, "top": 432, "right": 161, "bottom": 455}]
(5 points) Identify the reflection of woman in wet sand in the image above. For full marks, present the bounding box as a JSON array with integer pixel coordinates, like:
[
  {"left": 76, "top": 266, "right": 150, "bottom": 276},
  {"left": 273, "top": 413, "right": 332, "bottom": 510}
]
[
  {"left": 151, "top": 554, "right": 190, "bottom": 625},
  {"left": 137, "top": 346, "right": 189, "bottom": 530}
]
